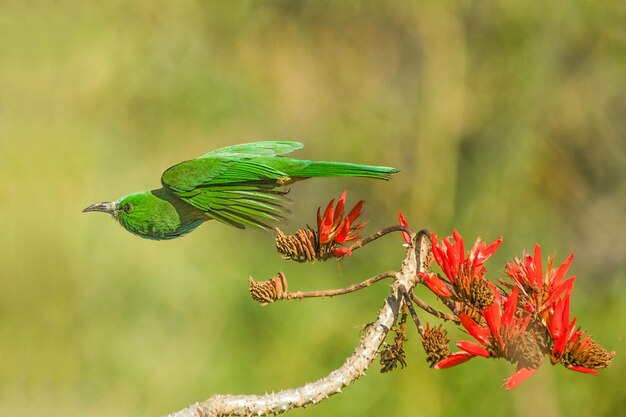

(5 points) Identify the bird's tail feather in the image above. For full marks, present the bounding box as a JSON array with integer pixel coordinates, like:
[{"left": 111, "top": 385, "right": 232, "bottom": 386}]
[{"left": 290, "top": 161, "right": 400, "bottom": 180}]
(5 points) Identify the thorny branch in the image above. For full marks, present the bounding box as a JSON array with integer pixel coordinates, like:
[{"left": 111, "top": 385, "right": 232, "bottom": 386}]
[{"left": 165, "top": 231, "right": 430, "bottom": 417}]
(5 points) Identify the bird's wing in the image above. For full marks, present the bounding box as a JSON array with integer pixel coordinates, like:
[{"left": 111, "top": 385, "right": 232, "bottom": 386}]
[
  {"left": 200, "top": 141, "right": 303, "bottom": 158},
  {"left": 161, "top": 156, "right": 291, "bottom": 230}
]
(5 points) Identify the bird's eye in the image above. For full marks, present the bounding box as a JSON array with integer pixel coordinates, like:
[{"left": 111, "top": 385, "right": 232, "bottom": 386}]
[{"left": 123, "top": 203, "right": 133, "bottom": 213}]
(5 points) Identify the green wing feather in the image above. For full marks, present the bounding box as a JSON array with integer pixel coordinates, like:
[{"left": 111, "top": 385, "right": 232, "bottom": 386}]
[
  {"left": 161, "top": 141, "right": 399, "bottom": 230},
  {"left": 200, "top": 141, "right": 303, "bottom": 158},
  {"left": 173, "top": 185, "right": 288, "bottom": 229},
  {"left": 162, "top": 145, "right": 294, "bottom": 229}
]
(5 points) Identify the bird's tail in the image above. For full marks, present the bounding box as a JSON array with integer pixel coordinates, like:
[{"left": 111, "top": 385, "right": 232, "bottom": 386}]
[{"left": 290, "top": 160, "right": 400, "bottom": 180}]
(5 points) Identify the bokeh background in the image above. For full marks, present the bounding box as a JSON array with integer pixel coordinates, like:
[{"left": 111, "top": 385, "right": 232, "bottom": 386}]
[{"left": 1, "top": 1, "right": 625, "bottom": 416}]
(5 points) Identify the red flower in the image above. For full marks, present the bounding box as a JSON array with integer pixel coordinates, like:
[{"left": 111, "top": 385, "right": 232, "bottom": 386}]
[
  {"left": 419, "top": 230, "right": 501, "bottom": 305},
  {"left": 398, "top": 211, "right": 411, "bottom": 244},
  {"left": 546, "top": 292, "right": 614, "bottom": 374},
  {"left": 434, "top": 351, "right": 474, "bottom": 368},
  {"left": 419, "top": 272, "right": 453, "bottom": 298},
  {"left": 316, "top": 191, "right": 364, "bottom": 258},
  {"left": 505, "top": 244, "right": 575, "bottom": 314},
  {"left": 430, "top": 230, "right": 502, "bottom": 284},
  {"left": 505, "top": 367, "right": 538, "bottom": 390},
  {"left": 435, "top": 287, "right": 542, "bottom": 389},
  {"left": 430, "top": 230, "right": 501, "bottom": 284},
  {"left": 549, "top": 293, "right": 577, "bottom": 362},
  {"left": 567, "top": 363, "right": 600, "bottom": 375},
  {"left": 561, "top": 334, "right": 612, "bottom": 374}
]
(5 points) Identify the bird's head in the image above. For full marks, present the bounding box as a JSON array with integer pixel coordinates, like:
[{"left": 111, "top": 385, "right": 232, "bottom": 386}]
[
  {"left": 83, "top": 194, "right": 138, "bottom": 218},
  {"left": 83, "top": 192, "right": 162, "bottom": 239},
  {"left": 83, "top": 191, "right": 201, "bottom": 240}
]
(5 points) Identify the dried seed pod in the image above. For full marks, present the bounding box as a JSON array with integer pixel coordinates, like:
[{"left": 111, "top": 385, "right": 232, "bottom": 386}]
[
  {"left": 275, "top": 227, "right": 319, "bottom": 262},
  {"left": 421, "top": 324, "right": 452, "bottom": 367},
  {"left": 248, "top": 272, "right": 288, "bottom": 305},
  {"left": 380, "top": 330, "right": 407, "bottom": 373},
  {"left": 562, "top": 335, "right": 615, "bottom": 370},
  {"left": 508, "top": 332, "right": 544, "bottom": 369},
  {"left": 379, "top": 343, "right": 407, "bottom": 373},
  {"left": 469, "top": 279, "right": 496, "bottom": 311}
]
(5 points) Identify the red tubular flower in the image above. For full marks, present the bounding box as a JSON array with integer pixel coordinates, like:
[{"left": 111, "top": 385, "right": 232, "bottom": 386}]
[
  {"left": 457, "top": 340, "right": 490, "bottom": 358},
  {"left": 418, "top": 272, "right": 453, "bottom": 298},
  {"left": 316, "top": 191, "right": 364, "bottom": 258},
  {"left": 568, "top": 364, "right": 600, "bottom": 375},
  {"left": 549, "top": 293, "right": 577, "bottom": 362},
  {"left": 459, "top": 311, "right": 492, "bottom": 346},
  {"left": 505, "top": 244, "right": 575, "bottom": 314},
  {"left": 434, "top": 352, "right": 474, "bottom": 368},
  {"left": 505, "top": 367, "right": 537, "bottom": 390},
  {"left": 398, "top": 211, "right": 411, "bottom": 244}
]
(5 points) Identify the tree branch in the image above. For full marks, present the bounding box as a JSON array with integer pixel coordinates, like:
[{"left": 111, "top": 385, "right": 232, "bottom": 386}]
[{"left": 165, "top": 232, "right": 428, "bottom": 417}]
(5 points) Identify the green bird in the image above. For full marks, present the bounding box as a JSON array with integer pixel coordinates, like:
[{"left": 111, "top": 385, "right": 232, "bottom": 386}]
[{"left": 83, "top": 141, "right": 399, "bottom": 240}]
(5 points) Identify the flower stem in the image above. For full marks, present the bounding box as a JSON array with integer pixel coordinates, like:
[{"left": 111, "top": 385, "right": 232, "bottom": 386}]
[
  {"left": 401, "top": 287, "right": 425, "bottom": 337},
  {"left": 410, "top": 293, "right": 460, "bottom": 323},
  {"left": 348, "top": 225, "right": 415, "bottom": 252}
]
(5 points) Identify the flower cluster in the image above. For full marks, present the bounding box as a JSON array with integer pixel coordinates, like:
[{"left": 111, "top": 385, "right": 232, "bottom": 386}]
[
  {"left": 418, "top": 230, "right": 614, "bottom": 389},
  {"left": 505, "top": 244, "right": 575, "bottom": 318},
  {"left": 435, "top": 286, "right": 544, "bottom": 389},
  {"left": 275, "top": 191, "right": 364, "bottom": 262},
  {"left": 316, "top": 191, "right": 364, "bottom": 258},
  {"left": 417, "top": 230, "right": 502, "bottom": 314}
]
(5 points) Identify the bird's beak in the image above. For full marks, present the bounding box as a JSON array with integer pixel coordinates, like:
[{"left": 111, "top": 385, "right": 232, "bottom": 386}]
[{"left": 82, "top": 201, "right": 118, "bottom": 214}]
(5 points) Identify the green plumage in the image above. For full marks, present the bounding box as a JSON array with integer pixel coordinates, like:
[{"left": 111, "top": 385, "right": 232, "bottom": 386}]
[{"left": 83, "top": 141, "right": 399, "bottom": 240}]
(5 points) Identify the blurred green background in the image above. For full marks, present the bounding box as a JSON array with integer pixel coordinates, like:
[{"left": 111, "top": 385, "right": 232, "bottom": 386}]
[{"left": 1, "top": 1, "right": 625, "bottom": 416}]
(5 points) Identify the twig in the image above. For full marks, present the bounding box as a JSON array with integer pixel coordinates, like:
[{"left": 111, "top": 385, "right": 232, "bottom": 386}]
[
  {"left": 347, "top": 224, "right": 414, "bottom": 252},
  {"left": 410, "top": 293, "right": 460, "bottom": 323},
  {"left": 282, "top": 272, "right": 396, "bottom": 300},
  {"left": 165, "top": 232, "right": 430, "bottom": 417},
  {"left": 401, "top": 288, "right": 424, "bottom": 337},
  {"left": 441, "top": 297, "right": 459, "bottom": 315},
  {"left": 398, "top": 306, "right": 408, "bottom": 335}
]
